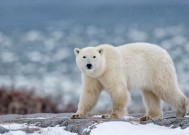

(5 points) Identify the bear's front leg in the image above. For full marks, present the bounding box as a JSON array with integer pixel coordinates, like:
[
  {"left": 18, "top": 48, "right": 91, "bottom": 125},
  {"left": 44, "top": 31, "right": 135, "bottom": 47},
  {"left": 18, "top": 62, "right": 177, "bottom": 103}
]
[
  {"left": 70, "top": 76, "right": 102, "bottom": 119},
  {"left": 102, "top": 83, "right": 130, "bottom": 119}
]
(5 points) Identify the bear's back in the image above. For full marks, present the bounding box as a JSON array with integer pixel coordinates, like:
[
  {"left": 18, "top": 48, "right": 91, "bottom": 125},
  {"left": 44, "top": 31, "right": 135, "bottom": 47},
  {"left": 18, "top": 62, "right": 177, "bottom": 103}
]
[{"left": 117, "top": 42, "right": 173, "bottom": 89}]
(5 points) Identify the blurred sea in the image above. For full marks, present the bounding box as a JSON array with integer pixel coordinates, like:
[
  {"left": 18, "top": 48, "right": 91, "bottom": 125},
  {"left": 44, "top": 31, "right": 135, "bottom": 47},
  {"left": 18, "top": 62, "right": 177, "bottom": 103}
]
[{"left": 0, "top": 0, "right": 189, "bottom": 111}]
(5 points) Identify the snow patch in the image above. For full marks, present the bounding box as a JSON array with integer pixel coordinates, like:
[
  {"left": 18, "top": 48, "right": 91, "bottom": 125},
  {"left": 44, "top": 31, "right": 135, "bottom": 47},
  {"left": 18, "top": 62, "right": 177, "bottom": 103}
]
[
  {"left": 1, "top": 123, "right": 77, "bottom": 135},
  {"left": 1, "top": 123, "right": 31, "bottom": 130},
  {"left": 35, "top": 126, "right": 77, "bottom": 135},
  {"left": 90, "top": 121, "right": 189, "bottom": 135},
  {"left": 21, "top": 117, "right": 48, "bottom": 120}
]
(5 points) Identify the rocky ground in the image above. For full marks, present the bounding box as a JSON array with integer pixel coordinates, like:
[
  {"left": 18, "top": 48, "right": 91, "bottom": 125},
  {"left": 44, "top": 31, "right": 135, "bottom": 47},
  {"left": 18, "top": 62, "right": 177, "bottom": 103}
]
[{"left": 0, "top": 111, "right": 189, "bottom": 135}]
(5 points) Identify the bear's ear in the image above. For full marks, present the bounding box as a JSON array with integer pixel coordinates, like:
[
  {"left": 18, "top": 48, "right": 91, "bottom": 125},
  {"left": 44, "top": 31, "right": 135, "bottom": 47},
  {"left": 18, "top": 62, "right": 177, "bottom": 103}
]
[
  {"left": 98, "top": 48, "right": 103, "bottom": 54},
  {"left": 74, "top": 48, "right": 80, "bottom": 56}
]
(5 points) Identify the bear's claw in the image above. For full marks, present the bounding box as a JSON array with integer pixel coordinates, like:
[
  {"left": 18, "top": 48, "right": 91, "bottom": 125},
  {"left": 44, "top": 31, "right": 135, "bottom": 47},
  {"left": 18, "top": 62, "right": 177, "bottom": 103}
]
[
  {"left": 140, "top": 116, "right": 151, "bottom": 122},
  {"left": 102, "top": 114, "right": 111, "bottom": 119},
  {"left": 70, "top": 114, "right": 83, "bottom": 119},
  {"left": 101, "top": 114, "right": 121, "bottom": 119}
]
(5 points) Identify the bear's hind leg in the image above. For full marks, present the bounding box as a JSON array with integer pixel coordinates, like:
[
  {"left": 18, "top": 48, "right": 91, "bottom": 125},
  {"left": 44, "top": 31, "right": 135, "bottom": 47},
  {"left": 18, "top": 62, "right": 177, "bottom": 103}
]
[
  {"left": 175, "top": 91, "right": 187, "bottom": 117},
  {"left": 153, "top": 85, "right": 187, "bottom": 118},
  {"left": 140, "top": 90, "right": 162, "bottom": 121},
  {"left": 153, "top": 60, "right": 187, "bottom": 118}
]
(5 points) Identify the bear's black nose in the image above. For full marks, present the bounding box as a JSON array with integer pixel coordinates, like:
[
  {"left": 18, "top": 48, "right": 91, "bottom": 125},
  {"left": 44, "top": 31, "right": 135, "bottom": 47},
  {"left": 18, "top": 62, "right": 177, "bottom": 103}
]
[{"left": 86, "top": 64, "right": 92, "bottom": 69}]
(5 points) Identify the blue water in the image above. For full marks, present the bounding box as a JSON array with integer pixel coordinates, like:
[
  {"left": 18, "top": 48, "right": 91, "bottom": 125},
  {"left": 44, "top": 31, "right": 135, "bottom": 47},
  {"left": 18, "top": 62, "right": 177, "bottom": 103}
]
[{"left": 0, "top": 1, "right": 189, "bottom": 108}]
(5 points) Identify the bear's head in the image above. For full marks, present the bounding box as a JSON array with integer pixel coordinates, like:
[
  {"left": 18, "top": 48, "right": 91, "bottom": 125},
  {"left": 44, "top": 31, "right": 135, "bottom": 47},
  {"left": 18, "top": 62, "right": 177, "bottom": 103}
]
[{"left": 74, "top": 47, "right": 106, "bottom": 78}]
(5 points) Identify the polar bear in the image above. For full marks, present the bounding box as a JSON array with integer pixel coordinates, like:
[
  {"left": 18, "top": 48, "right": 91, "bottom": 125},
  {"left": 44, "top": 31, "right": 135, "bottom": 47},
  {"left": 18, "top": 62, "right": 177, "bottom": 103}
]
[{"left": 71, "top": 42, "right": 188, "bottom": 121}]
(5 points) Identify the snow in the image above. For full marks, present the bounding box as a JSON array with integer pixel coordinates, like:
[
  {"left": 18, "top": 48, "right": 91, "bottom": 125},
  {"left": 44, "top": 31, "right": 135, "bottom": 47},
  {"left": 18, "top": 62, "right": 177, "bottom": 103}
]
[
  {"left": 4, "top": 131, "right": 27, "bottom": 135},
  {"left": 21, "top": 117, "right": 49, "bottom": 120},
  {"left": 0, "top": 124, "right": 77, "bottom": 135},
  {"left": 124, "top": 116, "right": 136, "bottom": 120},
  {"left": 1, "top": 123, "right": 32, "bottom": 130},
  {"left": 90, "top": 121, "right": 189, "bottom": 135},
  {"left": 36, "top": 126, "right": 77, "bottom": 135},
  {"left": 1, "top": 120, "right": 189, "bottom": 135},
  {"left": 3, "top": 127, "right": 77, "bottom": 135}
]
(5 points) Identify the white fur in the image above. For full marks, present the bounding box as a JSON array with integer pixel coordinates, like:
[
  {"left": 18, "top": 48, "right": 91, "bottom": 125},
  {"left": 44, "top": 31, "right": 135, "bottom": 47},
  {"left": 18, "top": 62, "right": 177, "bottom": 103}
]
[{"left": 71, "top": 42, "right": 188, "bottom": 119}]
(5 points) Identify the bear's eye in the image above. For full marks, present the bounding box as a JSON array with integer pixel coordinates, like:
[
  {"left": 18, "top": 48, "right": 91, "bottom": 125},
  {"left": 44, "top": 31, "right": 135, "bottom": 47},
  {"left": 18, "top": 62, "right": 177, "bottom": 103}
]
[
  {"left": 83, "top": 56, "right": 86, "bottom": 58},
  {"left": 93, "top": 56, "right": 96, "bottom": 58}
]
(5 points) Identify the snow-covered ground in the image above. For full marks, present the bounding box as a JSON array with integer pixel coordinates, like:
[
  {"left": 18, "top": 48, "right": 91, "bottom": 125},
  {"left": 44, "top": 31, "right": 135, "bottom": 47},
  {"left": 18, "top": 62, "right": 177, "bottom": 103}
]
[
  {"left": 1, "top": 123, "right": 77, "bottom": 135},
  {"left": 91, "top": 122, "right": 189, "bottom": 135},
  {"left": 1, "top": 121, "right": 189, "bottom": 135}
]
